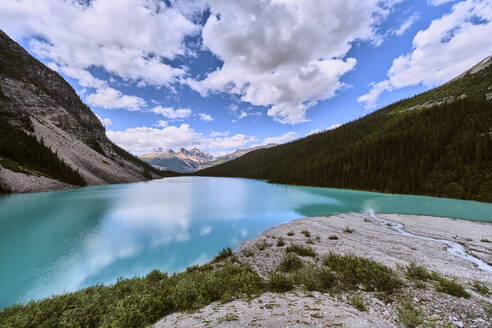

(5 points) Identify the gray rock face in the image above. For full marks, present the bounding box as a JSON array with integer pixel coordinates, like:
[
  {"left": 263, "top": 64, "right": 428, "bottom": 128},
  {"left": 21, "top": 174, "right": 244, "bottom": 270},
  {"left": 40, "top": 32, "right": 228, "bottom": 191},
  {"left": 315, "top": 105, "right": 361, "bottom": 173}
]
[{"left": 0, "top": 29, "right": 154, "bottom": 193}]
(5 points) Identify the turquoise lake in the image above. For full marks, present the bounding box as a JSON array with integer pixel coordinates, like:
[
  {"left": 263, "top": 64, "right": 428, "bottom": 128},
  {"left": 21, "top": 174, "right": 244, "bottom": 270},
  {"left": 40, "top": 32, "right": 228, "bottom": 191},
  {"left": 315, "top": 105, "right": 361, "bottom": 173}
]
[{"left": 1, "top": 176, "right": 492, "bottom": 309}]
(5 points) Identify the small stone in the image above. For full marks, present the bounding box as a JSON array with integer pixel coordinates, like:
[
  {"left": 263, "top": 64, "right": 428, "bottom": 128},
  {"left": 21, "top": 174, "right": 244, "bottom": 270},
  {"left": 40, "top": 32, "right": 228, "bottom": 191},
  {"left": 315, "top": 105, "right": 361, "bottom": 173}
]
[
  {"left": 453, "top": 321, "right": 463, "bottom": 328},
  {"left": 429, "top": 314, "right": 440, "bottom": 321}
]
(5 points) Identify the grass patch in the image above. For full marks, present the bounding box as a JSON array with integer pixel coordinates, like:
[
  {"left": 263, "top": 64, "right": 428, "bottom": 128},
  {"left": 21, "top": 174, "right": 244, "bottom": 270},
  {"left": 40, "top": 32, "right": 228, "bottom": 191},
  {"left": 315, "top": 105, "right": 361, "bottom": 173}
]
[
  {"left": 350, "top": 295, "right": 367, "bottom": 312},
  {"left": 301, "top": 230, "right": 311, "bottom": 237},
  {"left": 287, "top": 231, "right": 295, "bottom": 236},
  {"left": 328, "top": 235, "right": 339, "bottom": 240},
  {"left": 286, "top": 244, "right": 316, "bottom": 257},
  {"left": 322, "top": 253, "right": 402, "bottom": 294},
  {"left": 291, "top": 265, "right": 336, "bottom": 292},
  {"left": 435, "top": 278, "right": 470, "bottom": 298},
  {"left": 276, "top": 237, "right": 285, "bottom": 247},
  {"left": 396, "top": 299, "right": 425, "bottom": 328},
  {"left": 343, "top": 226, "right": 354, "bottom": 234},
  {"left": 217, "top": 313, "right": 238, "bottom": 323},
  {"left": 278, "top": 254, "right": 304, "bottom": 272},
  {"left": 0, "top": 264, "right": 264, "bottom": 328},
  {"left": 306, "top": 238, "right": 314, "bottom": 244},
  {"left": 213, "top": 247, "right": 233, "bottom": 262},
  {"left": 364, "top": 218, "right": 371, "bottom": 222},
  {"left": 481, "top": 238, "right": 491, "bottom": 243},
  {"left": 472, "top": 281, "right": 489, "bottom": 296}
]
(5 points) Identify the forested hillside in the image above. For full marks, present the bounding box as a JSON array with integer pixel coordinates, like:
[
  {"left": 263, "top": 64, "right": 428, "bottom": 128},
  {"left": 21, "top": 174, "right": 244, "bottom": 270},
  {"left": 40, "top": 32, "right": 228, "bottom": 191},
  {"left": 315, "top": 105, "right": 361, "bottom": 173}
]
[{"left": 195, "top": 58, "right": 492, "bottom": 202}]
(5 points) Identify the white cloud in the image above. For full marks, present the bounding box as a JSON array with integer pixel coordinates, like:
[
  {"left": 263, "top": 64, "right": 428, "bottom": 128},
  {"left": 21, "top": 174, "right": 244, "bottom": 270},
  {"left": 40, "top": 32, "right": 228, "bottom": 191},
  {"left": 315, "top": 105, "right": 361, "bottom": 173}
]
[
  {"left": 329, "top": 124, "right": 342, "bottom": 130},
  {"left": 359, "top": 0, "right": 492, "bottom": 108},
  {"left": 87, "top": 87, "right": 146, "bottom": 111},
  {"left": 156, "top": 120, "right": 168, "bottom": 128},
  {"left": 107, "top": 125, "right": 257, "bottom": 155},
  {"left": 428, "top": 0, "right": 456, "bottom": 5},
  {"left": 0, "top": 0, "right": 198, "bottom": 89},
  {"left": 187, "top": 0, "right": 397, "bottom": 124},
  {"left": 95, "top": 114, "right": 112, "bottom": 127},
  {"left": 394, "top": 12, "right": 420, "bottom": 36},
  {"left": 152, "top": 106, "right": 192, "bottom": 120},
  {"left": 199, "top": 113, "right": 213, "bottom": 121},
  {"left": 199, "top": 226, "right": 212, "bottom": 236},
  {"left": 263, "top": 132, "right": 298, "bottom": 145}
]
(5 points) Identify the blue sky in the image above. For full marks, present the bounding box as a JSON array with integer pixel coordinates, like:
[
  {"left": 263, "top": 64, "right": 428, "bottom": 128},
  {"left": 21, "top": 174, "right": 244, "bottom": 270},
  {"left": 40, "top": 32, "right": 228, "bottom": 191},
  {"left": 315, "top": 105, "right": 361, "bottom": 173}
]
[{"left": 1, "top": 0, "right": 491, "bottom": 155}]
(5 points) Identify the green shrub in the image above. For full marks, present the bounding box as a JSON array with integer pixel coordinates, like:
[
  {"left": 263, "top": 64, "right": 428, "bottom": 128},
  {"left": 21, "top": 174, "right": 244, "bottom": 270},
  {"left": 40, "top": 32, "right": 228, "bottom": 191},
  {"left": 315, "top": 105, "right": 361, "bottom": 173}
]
[
  {"left": 256, "top": 240, "right": 270, "bottom": 251},
  {"left": 287, "top": 231, "right": 295, "bottom": 236},
  {"left": 301, "top": 230, "right": 311, "bottom": 237},
  {"left": 213, "top": 247, "right": 233, "bottom": 262},
  {"left": 350, "top": 295, "right": 367, "bottom": 312},
  {"left": 276, "top": 237, "right": 285, "bottom": 247},
  {"left": 481, "top": 238, "right": 491, "bottom": 243},
  {"left": 286, "top": 244, "right": 316, "bottom": 257},
  {"left": 293, "top": 266, "right": 335, "bottom": 292},
  {"left": 328, "top": 235, "right": 339, "bottom": 240},
  {"left": 0, "top": 264, "right": 265, "bottom": 328},
  {"left": 435, "top": 278, "right": 470, "bottom": 298},
  {"left": 343, "top": 226, "right": 354, "bottom": 234},
  {"left": 322, "top": 253, "right": 402, "bottom": 293},
  {"left": 268, "top": 273, "right": 294, "bottom": 292},
  {"left": 306, "top": 238, "right": 314, "bottom": 244},
  {"left": 472, "top": 281, "right": 490, "bottom": 296},
  {"left": 278, "top": 253, "right": 304, "bottom": 272},
  {"left": 396, "top": 299, "right": 425, "bottom": 328},
  {"left": 405, "top": 263, "right": 434, "bottom": 281}
]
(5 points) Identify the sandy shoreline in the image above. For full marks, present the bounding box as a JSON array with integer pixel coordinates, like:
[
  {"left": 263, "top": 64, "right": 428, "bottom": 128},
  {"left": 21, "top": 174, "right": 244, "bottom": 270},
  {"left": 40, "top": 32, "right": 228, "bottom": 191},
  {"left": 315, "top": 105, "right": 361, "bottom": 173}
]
[{"left": 155, "top": 213, "right": 492, "bottom": 327}]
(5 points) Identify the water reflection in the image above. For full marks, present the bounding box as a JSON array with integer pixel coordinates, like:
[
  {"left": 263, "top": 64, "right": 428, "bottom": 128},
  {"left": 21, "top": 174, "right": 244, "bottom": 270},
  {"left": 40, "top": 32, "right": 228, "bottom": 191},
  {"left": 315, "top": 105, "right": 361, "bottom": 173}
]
[{"left": 1, "top": 177, "right": 491, "bottom": 309}]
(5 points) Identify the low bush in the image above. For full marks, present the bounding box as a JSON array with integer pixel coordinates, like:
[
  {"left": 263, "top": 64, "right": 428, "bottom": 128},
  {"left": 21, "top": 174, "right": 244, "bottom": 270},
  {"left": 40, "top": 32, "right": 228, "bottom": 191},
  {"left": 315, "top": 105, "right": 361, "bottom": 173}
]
[
  {"left": 322, "top": 253, "right": 402, "bottom": 293},
  {"left": 276, "top": 237, "right": 285, "bottom": 247},
  {"left": 405, "top": 263, "right": 434, "bottom": 281},
  {"left": 286, "top": 244, "right": 316, "bottom": 257},
  {"left": 472, "top": 281, "right": 490, "bottom": 296},
  {"left": 343, "top": 226, "right": 354, "bottom": 234},
  {"left": 0, "top": 263, "right": 264, "bottom": 328},
  {"left": 301, "top": 230, "right": 311, "bottom": 237},
  {"left": 350, "top": 295, "right": 367, "bottom": 312},
  {"left": 435, "top": 278, "right": 470, "bottom": 298},
  {"left": 287, "top": 231, "right": 295, "bottom": 236},
  {"left": 268, "top": 273, "right": 294, "bottom": 292},
  {"left": 328, "top": 235, "right": 339, "bottom": 240},
  {"left": 396, "top": 299, "right": 425, "bottom": 328},
  {"left": 213, "top": 247, "right": 233, "bottom": 262},
  {"left": 278, "top": 253, "right": 304, "bottom": 272}
]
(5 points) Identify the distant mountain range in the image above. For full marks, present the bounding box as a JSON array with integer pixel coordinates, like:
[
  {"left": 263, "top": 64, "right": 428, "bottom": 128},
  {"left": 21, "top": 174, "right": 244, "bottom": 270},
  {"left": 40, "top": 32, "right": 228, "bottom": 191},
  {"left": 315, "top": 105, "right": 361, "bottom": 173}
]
[
  {"left": 140, "top": 144, "right": 277, "bottom": 173},
  {"left": 195, "top": 56, "right": 492, "bottom": 203},
  {"left": 0, "top": 30, "right": 173, "bottom": 193}
]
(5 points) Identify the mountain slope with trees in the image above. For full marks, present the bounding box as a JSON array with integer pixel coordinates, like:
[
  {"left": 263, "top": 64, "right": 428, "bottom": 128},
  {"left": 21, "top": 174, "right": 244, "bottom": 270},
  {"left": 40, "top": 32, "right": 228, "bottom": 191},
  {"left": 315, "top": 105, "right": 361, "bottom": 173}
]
[
  {"left": 0, "top": 29, "right": 173, "bottom": 193},
  {"left": 195, "top": 56, "right": 492, "bottom": 203}
]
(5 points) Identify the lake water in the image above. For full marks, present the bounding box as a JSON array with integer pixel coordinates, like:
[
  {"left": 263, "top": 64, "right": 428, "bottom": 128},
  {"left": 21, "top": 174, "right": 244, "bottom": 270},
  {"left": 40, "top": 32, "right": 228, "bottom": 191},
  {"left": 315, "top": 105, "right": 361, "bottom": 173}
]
[{"left": 1, "top": 176, "right": 491, "bottom": 309}]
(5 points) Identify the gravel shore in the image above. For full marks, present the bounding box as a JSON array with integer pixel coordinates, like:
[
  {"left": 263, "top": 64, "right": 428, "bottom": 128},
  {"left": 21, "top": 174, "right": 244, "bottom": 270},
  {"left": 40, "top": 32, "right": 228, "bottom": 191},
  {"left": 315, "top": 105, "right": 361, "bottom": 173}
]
[{"left": 154, "top": 213, "right": 492, "bottom": 328}]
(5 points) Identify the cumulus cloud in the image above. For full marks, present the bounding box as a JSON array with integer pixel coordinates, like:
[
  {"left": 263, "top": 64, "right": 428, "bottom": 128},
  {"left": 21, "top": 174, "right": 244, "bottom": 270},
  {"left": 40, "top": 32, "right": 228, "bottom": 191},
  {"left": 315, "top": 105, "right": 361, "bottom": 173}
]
[
  {"left": 198, "top": 113, "right": 213, "bottom": 121},
  {"left": 428, "top": 0, "right": 456, "bottom": 5},
  {"left": 187, "top": 0, "right": 396, "bottom": 124},
  {"left": 263, "top": 132, "right": 298, "bottom": 145},
  {"left": 152, "top": 106, "right": 192, "bottom": 120},
  {"left": 0, "top": 0, "right": 199, "bottom": 88},
  {"left": 359, "top": 0, "right": 492, "bottom": 108},
  {"left": 87, "top": 87, "right": 146, "bottom": 111},
  {"left": 107, "top": 125, "right": 256, "bottom": 155},
  {"left": 394, "top": 12, "right": 420, "bottom": 36}
]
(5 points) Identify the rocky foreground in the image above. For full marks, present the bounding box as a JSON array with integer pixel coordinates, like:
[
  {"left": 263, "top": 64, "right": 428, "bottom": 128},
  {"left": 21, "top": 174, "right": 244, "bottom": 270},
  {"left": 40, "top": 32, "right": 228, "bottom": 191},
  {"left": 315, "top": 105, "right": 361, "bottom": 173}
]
[{"left": 155, "top": 213, "right": 492, "bottom": 328}]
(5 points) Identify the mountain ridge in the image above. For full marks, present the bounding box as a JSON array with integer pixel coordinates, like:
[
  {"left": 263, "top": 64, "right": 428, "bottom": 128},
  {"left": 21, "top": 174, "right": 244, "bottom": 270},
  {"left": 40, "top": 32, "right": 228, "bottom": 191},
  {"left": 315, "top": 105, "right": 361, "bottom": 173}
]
[
  {"left": 0, "top": 30, "right": 172, "bottom": 193},
  {"left": 140, "top": 144, "right": 278, "bottom": 173}
]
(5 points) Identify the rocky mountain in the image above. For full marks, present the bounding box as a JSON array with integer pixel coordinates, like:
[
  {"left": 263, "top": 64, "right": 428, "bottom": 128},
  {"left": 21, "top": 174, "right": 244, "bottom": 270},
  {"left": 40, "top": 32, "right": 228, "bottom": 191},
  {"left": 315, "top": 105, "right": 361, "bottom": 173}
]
[
  {"left": 197, "top": 143, "right": 278, "bottom": 170},
  {"left": 140, "top": 144, "right": 278, "bottom": 173},
  {"left": 140, "top": 148, "right": 213, "bottom": 173},
  {"left": 195, "top": 56, "right": 492, "bottom": 203},
  {"left": 0, "top": 30, "right": 172, "bottom": 193}
]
